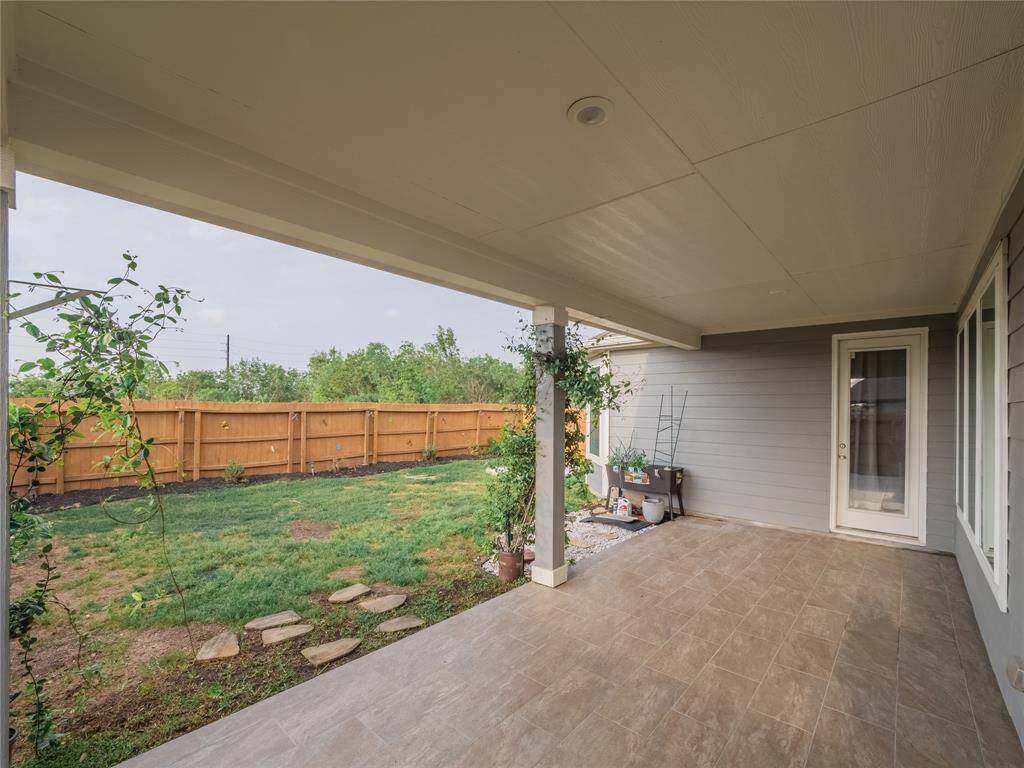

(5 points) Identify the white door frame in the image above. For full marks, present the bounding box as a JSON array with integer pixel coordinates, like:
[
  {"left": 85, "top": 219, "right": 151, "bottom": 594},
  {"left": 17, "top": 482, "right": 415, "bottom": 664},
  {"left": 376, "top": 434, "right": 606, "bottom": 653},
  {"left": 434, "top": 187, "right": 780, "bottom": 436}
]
[{"left": 829, "top": 327, "right": 929, "bottom": 545}]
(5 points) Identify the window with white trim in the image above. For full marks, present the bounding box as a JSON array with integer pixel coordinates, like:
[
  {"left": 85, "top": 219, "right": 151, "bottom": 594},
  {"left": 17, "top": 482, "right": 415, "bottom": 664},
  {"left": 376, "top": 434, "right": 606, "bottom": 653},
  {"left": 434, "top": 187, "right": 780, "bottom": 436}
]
[
  {"left": 956, "top": 241, "right": 1008, "bottom": 610},
  {"left": 585, "top": 405, "right": 606, "bottom": 461}
]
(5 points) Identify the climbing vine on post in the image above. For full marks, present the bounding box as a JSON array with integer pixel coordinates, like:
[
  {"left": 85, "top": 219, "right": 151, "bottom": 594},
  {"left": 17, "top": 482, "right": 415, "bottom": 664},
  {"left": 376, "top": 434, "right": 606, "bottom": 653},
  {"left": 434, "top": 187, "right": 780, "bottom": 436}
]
[
  {"left": 8, "top": 254, "right": 192, "bottom": 753},
  {"left": 484, "top": 319, "right": 631, "bottom": 555}
]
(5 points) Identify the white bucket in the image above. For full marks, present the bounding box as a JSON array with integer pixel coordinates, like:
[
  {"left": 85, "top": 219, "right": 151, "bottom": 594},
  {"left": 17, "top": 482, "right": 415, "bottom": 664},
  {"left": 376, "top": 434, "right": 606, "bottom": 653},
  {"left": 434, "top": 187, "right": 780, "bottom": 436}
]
[{"left": 641, "top": 498, "right": 665, "bottom": 524}]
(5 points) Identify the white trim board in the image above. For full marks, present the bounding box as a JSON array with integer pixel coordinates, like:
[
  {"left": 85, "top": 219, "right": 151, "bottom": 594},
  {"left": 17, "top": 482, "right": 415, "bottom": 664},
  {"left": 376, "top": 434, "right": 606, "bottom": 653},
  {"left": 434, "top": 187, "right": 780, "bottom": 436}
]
[{"left": 829, "top": 327, "right": 930, "bottom": 547}]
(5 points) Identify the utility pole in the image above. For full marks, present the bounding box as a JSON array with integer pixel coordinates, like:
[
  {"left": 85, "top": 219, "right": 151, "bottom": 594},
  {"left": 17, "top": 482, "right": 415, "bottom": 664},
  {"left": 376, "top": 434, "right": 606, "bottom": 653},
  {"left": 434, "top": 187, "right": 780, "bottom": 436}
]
[{"left": 225, "top": 333, "right": 231, "bottom": 376}]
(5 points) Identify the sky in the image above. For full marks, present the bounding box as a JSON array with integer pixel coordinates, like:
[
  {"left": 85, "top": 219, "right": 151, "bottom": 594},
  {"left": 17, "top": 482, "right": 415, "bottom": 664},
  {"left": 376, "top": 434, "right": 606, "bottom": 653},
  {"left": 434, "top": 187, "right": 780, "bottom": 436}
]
[{"left": 8, "top": 173, "right": 530, "bottom": 374}]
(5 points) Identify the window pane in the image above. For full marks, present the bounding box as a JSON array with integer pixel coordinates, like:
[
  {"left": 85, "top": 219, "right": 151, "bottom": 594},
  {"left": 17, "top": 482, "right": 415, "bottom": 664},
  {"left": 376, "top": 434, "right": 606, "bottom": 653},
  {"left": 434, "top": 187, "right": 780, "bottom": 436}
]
[
  {"left": 848, "top": 349, "right": 907, "bottom": 513},
  {"left": 957, "top": 329, "right": 965, "bottom": 513},
  {"left": 980, "top": 281, "right": 997, "bottom": 564},
  {"left": 588, "top": 410, "right": 601, "bottom": 456},
  {"left": 967, "top": 311, "right": 978, "bottom": 533}
]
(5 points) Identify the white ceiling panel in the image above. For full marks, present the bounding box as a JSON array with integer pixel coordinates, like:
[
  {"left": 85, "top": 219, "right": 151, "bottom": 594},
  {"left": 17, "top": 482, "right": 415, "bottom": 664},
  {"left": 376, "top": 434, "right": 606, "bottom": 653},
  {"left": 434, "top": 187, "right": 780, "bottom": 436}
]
[
  {"left": 655, "top": 279, "right": 825, "bottom": 331},
  {"left": 15, "top": 2, "right": 692, "bottom": 232},
  {"left": 559, "top": 2, "right": 1024, "bottom": 161},
  {"left": 478, "top": 175, "right": 789, "bottom": 301},
  {"left": 794, "top": 246, "right": 976, "bottom": 317},
  {"left": 697, "top": 50, "right": 1024, "bottom": 277}
]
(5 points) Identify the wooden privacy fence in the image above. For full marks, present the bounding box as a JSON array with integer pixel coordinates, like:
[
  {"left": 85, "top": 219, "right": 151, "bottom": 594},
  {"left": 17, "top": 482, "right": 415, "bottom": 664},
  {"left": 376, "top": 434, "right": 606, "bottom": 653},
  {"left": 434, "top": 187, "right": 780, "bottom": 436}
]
[{"left": 12, "top": 400, "right": 521, "bottom": 496}]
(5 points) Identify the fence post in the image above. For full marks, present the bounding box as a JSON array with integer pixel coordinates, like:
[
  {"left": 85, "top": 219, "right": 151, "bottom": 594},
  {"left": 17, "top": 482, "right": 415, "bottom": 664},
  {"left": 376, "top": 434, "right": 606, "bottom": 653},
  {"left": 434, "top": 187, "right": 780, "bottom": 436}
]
[
  {"left": 475, "top": 409, "right": 482, "bottom": 450},
  {"left": 432, "top": 409, "right": 439, "bottom": 449},
  {"left": 299, "top": 410, "right": 308, "bottom": 473},
  {"left": 371, "top": 410, "right": 379, "bottom": 464},
  {"left": 363, "top": 410, "right": 371, "bottom": 465},
  {"left": 286, "top": 411, "right": 296, "bottom": 473},
  {"left": 423, "top": 411, "right": 432, "bottom": 451},
  {"left": 176, "top": 409, "right": 185, "bottom": 480},
  {"left": 54, "top": 457, "right": 65, "bottom": 495},
  {"left": 192, "top": 409, "right": 202, "bottom": 481}
]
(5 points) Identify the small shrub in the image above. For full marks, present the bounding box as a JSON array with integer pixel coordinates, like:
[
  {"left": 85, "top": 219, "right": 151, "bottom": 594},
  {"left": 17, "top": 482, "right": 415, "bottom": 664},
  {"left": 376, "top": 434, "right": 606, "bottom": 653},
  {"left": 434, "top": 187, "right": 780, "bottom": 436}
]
[
  {"left": 422, "top": 444, "right": 438, "bottom": 462},
  {"left": 224, "top": 461, "right": 247, "bottom": 484}
]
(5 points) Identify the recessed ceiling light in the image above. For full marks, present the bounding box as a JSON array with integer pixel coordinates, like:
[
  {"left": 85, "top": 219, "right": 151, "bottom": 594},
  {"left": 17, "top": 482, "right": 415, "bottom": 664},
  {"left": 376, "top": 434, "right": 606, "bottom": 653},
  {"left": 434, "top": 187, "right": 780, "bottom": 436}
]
[{"left": 567, "top": 96, "right": 613, "bottom": 127}]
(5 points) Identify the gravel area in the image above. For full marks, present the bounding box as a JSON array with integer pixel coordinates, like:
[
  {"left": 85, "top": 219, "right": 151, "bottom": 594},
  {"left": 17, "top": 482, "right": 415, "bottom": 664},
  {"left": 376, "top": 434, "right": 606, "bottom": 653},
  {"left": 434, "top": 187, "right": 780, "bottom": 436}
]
[{"left": 482, "top": 505, "right": 650, "bottom": 577}]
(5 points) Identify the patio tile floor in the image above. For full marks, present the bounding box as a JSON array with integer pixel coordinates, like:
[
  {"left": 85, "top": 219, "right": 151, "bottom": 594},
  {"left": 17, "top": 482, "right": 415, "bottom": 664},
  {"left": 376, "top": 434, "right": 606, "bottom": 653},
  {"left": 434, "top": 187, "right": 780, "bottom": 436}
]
[{"left": 120, "top": 516, "right": 1024, "bottom": 768}]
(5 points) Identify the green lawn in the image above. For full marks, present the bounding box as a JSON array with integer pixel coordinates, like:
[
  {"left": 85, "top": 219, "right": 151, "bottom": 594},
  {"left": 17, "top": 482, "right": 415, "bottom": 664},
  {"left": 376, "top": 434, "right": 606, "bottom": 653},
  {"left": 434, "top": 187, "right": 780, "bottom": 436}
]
[{"left": 12, "top": 459, "right": 584, "bottom": 768}]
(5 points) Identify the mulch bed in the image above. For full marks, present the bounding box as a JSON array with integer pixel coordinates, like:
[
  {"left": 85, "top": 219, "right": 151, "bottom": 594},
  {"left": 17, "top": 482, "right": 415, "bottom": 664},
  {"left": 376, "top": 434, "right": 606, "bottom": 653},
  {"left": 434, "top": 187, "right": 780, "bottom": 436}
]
[{"left": 27, "top": 455, "right": 476, "bottom": 514}]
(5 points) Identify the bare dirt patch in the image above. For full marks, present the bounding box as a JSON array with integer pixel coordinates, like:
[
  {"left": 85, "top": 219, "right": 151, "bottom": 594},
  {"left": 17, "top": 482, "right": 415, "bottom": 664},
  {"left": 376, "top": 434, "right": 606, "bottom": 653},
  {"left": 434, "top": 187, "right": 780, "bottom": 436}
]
[
  {"left": 330, "top": 564, "right": 364, "bottom": 581},
  {"left": 289, "top": 520, "right": 337, "bottom": 541}
]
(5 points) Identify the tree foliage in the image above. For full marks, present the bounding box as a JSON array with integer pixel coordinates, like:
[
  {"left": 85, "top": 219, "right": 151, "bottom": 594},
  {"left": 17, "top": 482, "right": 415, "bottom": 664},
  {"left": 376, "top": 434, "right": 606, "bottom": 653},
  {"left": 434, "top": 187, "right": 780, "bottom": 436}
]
[
  {"left": 10, "top": 326, "right": 529, "bottom": 405},
  {"left": 8, "top": 256, "right": 193, "bottom": 753},
  {"left": 482, "top": 321, "right": 630, "bottom": 553}
]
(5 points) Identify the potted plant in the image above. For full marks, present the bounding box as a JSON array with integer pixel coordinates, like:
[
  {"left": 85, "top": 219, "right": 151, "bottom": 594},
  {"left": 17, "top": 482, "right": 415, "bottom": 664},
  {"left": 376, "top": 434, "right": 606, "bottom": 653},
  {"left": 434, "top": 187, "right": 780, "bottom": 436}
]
[{"left": 486, "top": 423, "right": 535, "bottom": 582}]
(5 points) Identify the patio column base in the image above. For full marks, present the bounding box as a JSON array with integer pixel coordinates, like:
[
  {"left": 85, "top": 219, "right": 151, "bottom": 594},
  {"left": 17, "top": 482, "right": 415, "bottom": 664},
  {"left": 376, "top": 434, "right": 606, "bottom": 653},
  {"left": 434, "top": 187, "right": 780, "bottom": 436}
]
[
  {"left": 531, "top": 563, "right": 568, "bottom": 588},
  {"left": 532, "top": 305, "right": 567, "bottom": 588}
]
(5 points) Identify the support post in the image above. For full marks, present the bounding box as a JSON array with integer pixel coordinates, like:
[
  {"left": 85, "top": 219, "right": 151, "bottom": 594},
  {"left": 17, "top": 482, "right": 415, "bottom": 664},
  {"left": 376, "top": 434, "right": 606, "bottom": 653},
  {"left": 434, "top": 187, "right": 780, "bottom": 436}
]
[
  {"left": 531, "top": 306, "right": 567, "bottom": 588},
  {"left": 1, "top": 174, "right": 12, "bottom": 763}
]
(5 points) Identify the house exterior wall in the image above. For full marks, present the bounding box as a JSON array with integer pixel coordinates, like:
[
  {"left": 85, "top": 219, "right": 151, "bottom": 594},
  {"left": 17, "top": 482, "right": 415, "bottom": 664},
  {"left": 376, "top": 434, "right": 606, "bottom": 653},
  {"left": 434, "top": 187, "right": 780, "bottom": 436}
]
[
  {"left": 956, "top": 201, "right": 1024, "bottom": 740},
  {"left": 589, "top": 314, "right": 957, "bottom": 552}
]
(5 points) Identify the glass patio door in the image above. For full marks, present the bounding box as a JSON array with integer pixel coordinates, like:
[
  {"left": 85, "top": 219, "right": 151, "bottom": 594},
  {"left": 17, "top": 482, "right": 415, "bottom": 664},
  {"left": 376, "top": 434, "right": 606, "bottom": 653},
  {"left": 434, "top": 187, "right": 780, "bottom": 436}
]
[{"left": 835, "top": 332, "right": 925, "bottom": 539}]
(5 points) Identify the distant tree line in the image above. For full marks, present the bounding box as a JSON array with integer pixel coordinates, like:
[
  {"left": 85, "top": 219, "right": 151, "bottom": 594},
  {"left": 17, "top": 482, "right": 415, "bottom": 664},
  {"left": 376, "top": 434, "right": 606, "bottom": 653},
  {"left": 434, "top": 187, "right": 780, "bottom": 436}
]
[{"left": 10, "top": 326, "right": 528, "bottom": 404}]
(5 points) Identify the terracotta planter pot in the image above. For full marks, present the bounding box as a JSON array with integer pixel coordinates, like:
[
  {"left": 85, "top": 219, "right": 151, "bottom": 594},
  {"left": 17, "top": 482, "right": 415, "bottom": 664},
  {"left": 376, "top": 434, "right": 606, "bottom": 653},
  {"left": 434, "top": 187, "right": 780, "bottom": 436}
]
[{"left": 497, "top": 551, "right": 524, "bottom": 582}]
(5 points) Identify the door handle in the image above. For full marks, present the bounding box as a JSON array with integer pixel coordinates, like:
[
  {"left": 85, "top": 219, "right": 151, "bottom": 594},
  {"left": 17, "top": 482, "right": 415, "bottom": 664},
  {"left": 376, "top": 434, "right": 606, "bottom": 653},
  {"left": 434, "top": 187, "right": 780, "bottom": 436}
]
[{"left": 838, "top": 442, "right": 847, "bottom": 460}]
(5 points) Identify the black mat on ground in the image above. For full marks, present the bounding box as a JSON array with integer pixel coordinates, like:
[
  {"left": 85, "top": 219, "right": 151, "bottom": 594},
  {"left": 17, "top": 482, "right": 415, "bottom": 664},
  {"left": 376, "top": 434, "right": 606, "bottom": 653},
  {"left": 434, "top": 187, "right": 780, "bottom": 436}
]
[{"left": 581, "top": 515, "right": 653, "bottom": 531}]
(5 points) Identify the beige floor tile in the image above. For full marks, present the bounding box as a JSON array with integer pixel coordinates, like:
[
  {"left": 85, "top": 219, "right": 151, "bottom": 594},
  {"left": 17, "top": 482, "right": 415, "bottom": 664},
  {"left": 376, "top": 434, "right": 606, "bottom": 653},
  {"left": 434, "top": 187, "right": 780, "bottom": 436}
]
[
  {"left": 805, "top": 706, "right": 895, "bottom": 768},
  {"left": 738, "top": 605, "right": 797, "bottom": 641},
  {"left": 683, "top": 605, "right": 744, "bottom": 644},
  {"left": 824, "top": 662, "right": 896, "bottom": 730},
  {"left": 775, "top": 631, "right": 838, "bottom": 680},
  {"left": 685, "top": 569, "right": 735, "bottom": 595},
  {"left": 646, "top": 631, "right": 719, "bottom": 684},
  {"left": 675, "top": 664, "right": 758, "bottom": 735},
  {"left": 709, "top": 585, "right": 762, "bottom": 616},
  {"left": 451, "top": 715, "right": 555, "bottom": 768},
  {"left": 836, "top": 628, "right": 898, "bottom": 675},
  {"left": 750, "top": 663, "right": 827, "bottom": 732},
  {"left": 576, "top": 630, "right": 659, "bottom": 685},
  {"left": 711, "top": 631, "right": 780, "bottom": 681},
  {"left": 629, "top": 710, "right": 728, "bottom": 768},
  {"left": 897, "top": 658, "right": 974, "bottom": 728},
  {"left": 792, "top": 605, "right": 848, "bottom": 642},
  {"left": 806, "top": 581, "right": 860, "bottom": 613},
  {"left": 715, "top": 710, "right": 811, "bottom": 768},
  {"left": 758, "top": 584, "right": 809, "bottom": 615},
  {"left": 518, "top": 666, "right": 617, "bottom": 737},
  {"left": 621, "top": 604, "right": 686, "bottom": 645},
  {"left": 660, "top": 586, "right": 713, "bottom": 617},
  {"left": 973, "top": 701, "right": 1024, "bottom": 768},
  {"left": 537, "top": 713, "right": 644, "bottom": 768},
  {"left": 895, "top": 704, "right": 983, "bottom": 768},
  {"left": 598, "top": 665, "right": 688, "bottom": 737}
]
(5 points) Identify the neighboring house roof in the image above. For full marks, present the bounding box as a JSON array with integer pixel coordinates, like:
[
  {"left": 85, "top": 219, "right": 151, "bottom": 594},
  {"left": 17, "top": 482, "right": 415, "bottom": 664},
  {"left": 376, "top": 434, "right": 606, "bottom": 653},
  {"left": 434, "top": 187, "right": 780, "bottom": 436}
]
[{"left": 585, "top": 331, "right": 659, "bottom": 357}]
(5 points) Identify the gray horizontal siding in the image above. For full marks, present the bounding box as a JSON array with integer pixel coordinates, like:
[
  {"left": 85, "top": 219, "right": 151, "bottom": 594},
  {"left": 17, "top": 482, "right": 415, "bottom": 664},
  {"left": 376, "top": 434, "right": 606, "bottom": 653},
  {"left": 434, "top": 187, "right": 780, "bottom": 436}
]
[
  {"left": 957, "top": 195, "right": 1024, "bottom": 745},
  {"left": 604, "top": 314, "right": 956, "bottom": 551}
]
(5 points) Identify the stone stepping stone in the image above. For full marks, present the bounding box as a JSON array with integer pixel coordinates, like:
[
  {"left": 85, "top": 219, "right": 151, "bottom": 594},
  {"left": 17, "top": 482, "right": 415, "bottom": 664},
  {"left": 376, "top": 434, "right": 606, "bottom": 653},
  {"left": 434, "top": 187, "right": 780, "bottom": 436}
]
[
  {"left": 376, "top": 616, "right": 424, "bottom": 633},
  {"left": 244, "top": 609, "right": 302, "bottom": 631},
  {"left": 358, "top": 594, "right": 407, "bottom": 613},
  {"left": 262, "top": 624, "right": 313, "bottom": 646},
  {"left": 328, "top": 583, "right": 371, "bottom": 604},
  {"left": 568, "top": 537, "right": 595, "bottom": 549},
  {"left": 301, "top": 638, "right": 361, "bottom": 666},
  {"left": 195, "top": 631, "right": 239, "bottom": 661}
]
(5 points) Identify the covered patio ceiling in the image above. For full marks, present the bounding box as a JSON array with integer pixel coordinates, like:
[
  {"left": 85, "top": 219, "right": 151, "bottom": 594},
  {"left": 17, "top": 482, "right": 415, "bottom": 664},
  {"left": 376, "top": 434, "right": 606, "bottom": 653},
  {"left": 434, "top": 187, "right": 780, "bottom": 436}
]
[{"left": 4, "top": 3, "right": 1024, "bottom": 347}]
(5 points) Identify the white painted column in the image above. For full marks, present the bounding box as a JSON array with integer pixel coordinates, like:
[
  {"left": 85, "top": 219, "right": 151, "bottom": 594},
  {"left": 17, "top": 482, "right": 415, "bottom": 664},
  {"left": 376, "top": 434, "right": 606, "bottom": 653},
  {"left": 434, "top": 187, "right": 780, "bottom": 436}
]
[
  {"left": 1, "top": 144, "right": 13, "bottom": 767},
  {"left": 532, "top": 306, "right": 567, "bottom": 588}
]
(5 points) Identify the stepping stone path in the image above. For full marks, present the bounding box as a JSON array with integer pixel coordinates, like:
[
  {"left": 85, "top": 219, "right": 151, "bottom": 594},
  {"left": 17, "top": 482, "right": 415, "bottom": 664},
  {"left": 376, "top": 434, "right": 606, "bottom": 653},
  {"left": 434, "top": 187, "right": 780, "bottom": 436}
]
[
  {"left": 329, "top": 584, "right": 371, "bottom": 604},
  {"left": 358, "top": 594, "right": 407, "bottom": 613},
  {"left": 262, "top": 624, "right": 313, "bottom": 646},
  {"left": 244, "top": 609, "right": 302, "bottom": 631},
  {"left": 301, "top": 638, "right": 361, "bottom": 666},
  {"left": 376, "top": 616, "right": 424, "bottom": 633},
  {"left": 195, "top": 631, "right": 239, "bottom": 661}
]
